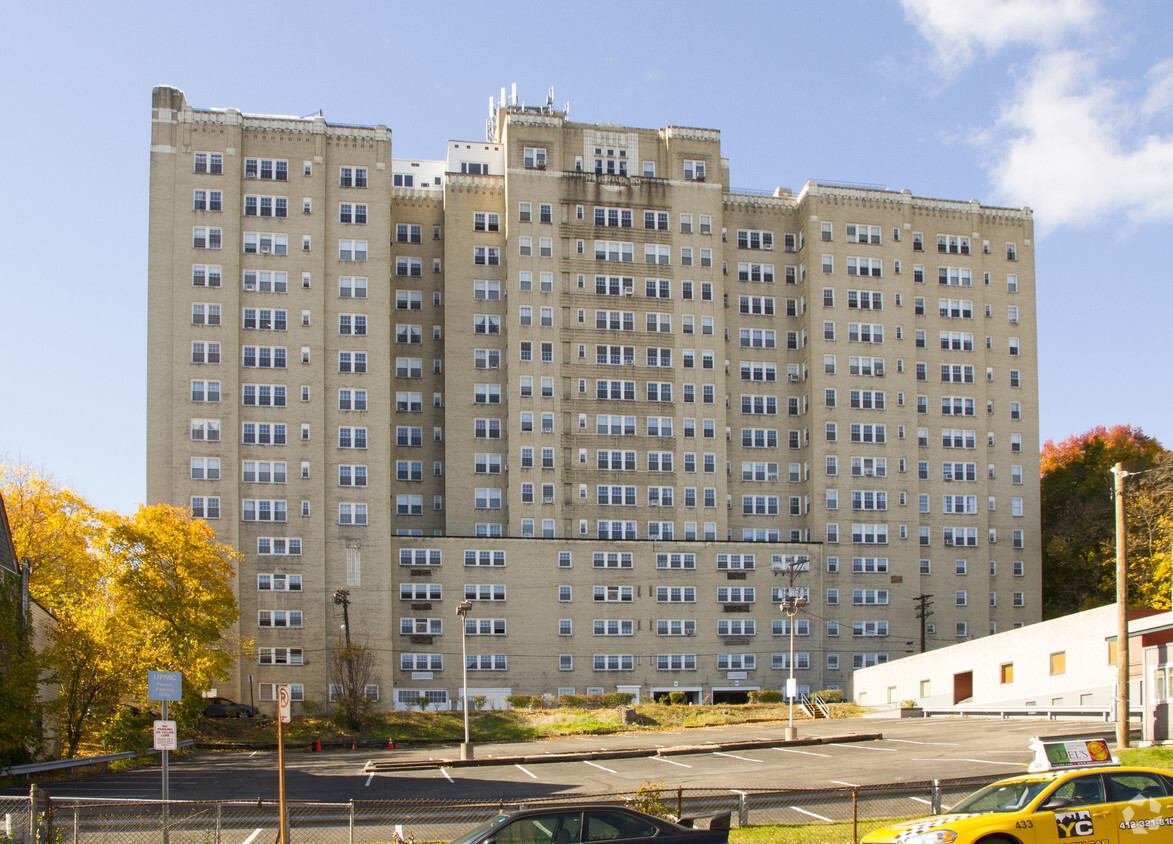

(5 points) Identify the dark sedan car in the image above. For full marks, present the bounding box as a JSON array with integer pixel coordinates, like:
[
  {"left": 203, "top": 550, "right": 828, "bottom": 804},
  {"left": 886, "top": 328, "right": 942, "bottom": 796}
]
[
  {"left": 448, "top": 805, "right": 730, "bottom": 844},
  {"left": 202, "top": 697, "right": 259, "bottom": 718}
]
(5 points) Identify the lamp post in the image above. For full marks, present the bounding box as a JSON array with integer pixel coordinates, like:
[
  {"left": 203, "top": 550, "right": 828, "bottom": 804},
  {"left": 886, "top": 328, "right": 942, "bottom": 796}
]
[
  {"left": 456, "top": 600, "right": 474, "bottom": 759},
  {"left": 333, "top": 588, "right": 351, "bottom": 649},
  {"left": 782, "top": 595, "right": 807, "bottom": 741}
]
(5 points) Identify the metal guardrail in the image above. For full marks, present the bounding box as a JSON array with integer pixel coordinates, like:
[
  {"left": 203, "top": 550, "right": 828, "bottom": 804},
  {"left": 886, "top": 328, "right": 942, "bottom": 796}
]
[
  {"left": 919, "top": 706, "right": 1113, "bottom": 721},
  {"left": 1, "top": 740, "right": 194, "bottom": 779}
]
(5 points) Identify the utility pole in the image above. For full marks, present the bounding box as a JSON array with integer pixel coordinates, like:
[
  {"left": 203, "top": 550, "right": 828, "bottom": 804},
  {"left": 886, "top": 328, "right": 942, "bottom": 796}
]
[
  {"left": 914, "top": 595, "right": 933, "bottom": 653},
  {"left": 1112, "top": 463, "right": 1130, "bottom": 749},
  {"left": 333, "top": 588, "right": 351, "bottom": 649}
]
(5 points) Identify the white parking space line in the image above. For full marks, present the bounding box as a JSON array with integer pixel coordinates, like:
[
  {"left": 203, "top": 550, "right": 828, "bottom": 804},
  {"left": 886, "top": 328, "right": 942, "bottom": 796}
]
[
  {"left": 980, "top": 750, "right": 1035, "bottom": 755},
  {"left": 910, "top": 797, "right": 931, "bottom": 805},
  {"left": 713, "top": 752, "right": 765, "bottom": 763},
  {"left": 242, "top": 831, "right": 263, "bottom": 844},
  {"left": 883, "top": 739, "right": 959, "bottom": 746},
  {"left": 829, "top": 743, "right": 898, "bottom": 752},
  {"left": 441, "top": 768, "right": 454, "bottom": 783},
  {"left": 516, "top": 765, "right": 539, "bottom": 779},
  {"left": 771, "top": 747, "right": 831, "bottom": 758},
  {"left": 651, "top": 757, "right": 692, "bottom": 768},
  {"left": 584, "top": 761, "right": 617, "bottom": 773},
  {"left": 830, "top": 780, "right": 859, "bottom": 787},
  {"left": 913, "top": 757, "right": 1018, "bottom": 766},
  {"left": 365, "top": 773, "right": 375, "bottom": 787},
  {"left": 792, "top": 807, "right": 833, "bottom": 822},
  {"left": 249, "top": 751, "right": 258, "bottom": 757}
]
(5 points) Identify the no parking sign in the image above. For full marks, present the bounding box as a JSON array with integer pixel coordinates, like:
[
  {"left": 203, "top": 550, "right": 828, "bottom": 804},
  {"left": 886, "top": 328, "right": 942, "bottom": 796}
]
[{"left": 278, "top": 684, "right": 291, "bottom": 723}]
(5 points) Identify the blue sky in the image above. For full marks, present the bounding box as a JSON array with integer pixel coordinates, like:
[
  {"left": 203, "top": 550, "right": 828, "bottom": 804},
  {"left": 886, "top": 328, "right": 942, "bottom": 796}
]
[{"left": 1, "top": 0, "right": 1170, "bottom": 515}]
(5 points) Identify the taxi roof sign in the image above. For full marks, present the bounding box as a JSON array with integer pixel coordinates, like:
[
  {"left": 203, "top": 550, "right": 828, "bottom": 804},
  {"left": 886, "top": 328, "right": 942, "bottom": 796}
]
[{"left": 1027, "top": 736, "right": 1120, "bottom": 773}]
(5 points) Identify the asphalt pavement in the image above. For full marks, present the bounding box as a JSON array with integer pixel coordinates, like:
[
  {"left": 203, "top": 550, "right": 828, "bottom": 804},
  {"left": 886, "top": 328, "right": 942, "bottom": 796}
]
[{"left": 5, "top": 715, "right": 1118, "bottom": 803}]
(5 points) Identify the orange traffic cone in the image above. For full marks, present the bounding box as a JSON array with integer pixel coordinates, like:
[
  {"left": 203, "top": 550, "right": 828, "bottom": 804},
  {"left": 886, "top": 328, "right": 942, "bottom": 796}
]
[
  {"left": 387, "top": 738, "right": 396, "bottom": 749},
  {"left": 314, "top": 739, "right": 322, "bottom": 752},
  {"left": 352, "top": 740, "right": 358, "bottom": 750}
]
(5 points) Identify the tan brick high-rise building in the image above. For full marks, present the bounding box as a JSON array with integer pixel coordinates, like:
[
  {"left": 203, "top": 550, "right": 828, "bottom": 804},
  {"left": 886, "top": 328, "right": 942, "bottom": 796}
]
[{"left": 147, "top": 86, "right": 1040, "bottom": 712}]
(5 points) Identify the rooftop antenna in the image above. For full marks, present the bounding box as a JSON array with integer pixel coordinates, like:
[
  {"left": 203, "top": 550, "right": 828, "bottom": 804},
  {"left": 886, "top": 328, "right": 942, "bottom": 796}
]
[
  {"left": 500, "top": 87, "right": 507, "bottom": 109},
  {"left": 547, "top": 86, "right": 555, "bottom": 111},
  {"left": 564, "top": 101, "right": 570, "bottom": 120},
  {"left": 511, "top": 82, "right": 517, "bottom": 105}
]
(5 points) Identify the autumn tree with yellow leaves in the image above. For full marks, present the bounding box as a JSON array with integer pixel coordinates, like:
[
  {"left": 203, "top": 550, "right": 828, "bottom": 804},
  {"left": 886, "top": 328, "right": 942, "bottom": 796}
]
[
  {"left": 0, "top": 465, "right": 243, "bottom": 757},
  {"left": 1041, "top": 426, "right": 1173, "bottom": 618}
]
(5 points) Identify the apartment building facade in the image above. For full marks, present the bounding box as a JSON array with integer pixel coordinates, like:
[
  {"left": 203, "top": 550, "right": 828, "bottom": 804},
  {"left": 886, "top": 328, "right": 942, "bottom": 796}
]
[{"left": 147, "top": 86, "right": 1041, "bottom": 712}]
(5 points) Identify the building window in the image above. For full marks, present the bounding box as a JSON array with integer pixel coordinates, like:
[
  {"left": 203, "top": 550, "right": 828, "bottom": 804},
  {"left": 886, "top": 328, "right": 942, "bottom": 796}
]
[
  {"left": 338, "top": 166, "right": 368, "bottom": 188},
  {"left": 338, "top": 240, "right": 367, "bottom": 261},
  {"left": 683, "top": 159, "right": 706, "bottom": 181},
  {"left": 194, "top": 152, "right": 224, "bottom": 175}
]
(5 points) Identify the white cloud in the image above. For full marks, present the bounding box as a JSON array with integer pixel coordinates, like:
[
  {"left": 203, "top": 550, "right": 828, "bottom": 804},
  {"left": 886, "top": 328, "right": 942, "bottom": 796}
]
[
  {"left": 901, "top": 0, "right": 1100, "bottom": 75},
  {"left": 986, "top": 50, "right": 1173, "bottom": 231},
  {"left": 1142, "top": 59, "right": 1173, "bottom": 119}
]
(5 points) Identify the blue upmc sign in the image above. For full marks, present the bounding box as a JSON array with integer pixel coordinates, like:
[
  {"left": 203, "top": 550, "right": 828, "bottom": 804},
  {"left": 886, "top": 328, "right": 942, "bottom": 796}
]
[{"left": 148, "top": 670, "right": 183, "bottom": 702}]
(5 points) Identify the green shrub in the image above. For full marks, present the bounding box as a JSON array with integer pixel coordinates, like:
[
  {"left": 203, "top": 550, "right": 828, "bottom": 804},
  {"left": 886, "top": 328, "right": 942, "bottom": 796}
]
[
  {"left": 602, "top": 693, "right": 635, "bottom": 707},
  {"left": 668, "top": 691, "right": 686, "bottom": 705},
  {"left": 815, "top": 689, "right": 845, "bottom": 703},
  {"left": 558, "top": 694, "right": 586, "bottom": 708},
  {"left": 505, "top": 695, "right": 532, "bottom": 710},
  {"left": 749, "top": 690, "right": 784, "bottom": 704},
  {"left": 626, "top": 780, "right": 671, "bottom": 819},
  {"left": 99, "top": 707, "right": 154, "bottom": 753}
]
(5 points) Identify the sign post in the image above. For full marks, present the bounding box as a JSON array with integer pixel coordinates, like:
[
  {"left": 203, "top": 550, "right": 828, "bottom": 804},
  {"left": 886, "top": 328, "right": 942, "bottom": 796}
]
[
  {"left": 148, "top": 670, "right": 183, "bottom": 844},
  {"left": 277, "top": 684, "right": 291, "bottom": 844}
]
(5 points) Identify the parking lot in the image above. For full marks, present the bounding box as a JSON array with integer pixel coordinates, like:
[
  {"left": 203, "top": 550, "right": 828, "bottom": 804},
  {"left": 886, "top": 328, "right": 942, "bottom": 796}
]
[{"left": 4, "top": 716, "right": 1116, "bottom": 805}]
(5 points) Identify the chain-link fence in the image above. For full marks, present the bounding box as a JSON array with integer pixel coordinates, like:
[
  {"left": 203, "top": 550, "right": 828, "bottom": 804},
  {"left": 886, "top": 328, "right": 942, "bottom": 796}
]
[{"left": 8, "top": 775, "right": 1005, "bottom": 843}]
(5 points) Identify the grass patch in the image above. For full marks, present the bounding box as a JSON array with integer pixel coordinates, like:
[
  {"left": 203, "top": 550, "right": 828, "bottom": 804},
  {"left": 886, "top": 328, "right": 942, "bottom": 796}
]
[
  {"left": 730, "top": 818, "right": 916, "bottom": 844},
  {"left": 190, "top": 702, "right": 857, "bottom": 747},
  {"left": 1118, "top": 746, "right": 1173, "bottom": 771}
]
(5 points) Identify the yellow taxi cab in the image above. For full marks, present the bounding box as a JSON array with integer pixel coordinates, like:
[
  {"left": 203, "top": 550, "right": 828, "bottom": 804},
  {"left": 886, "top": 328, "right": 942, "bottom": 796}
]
[{"left": 861, "top": 737, "right": 1173, "bottom": 844}]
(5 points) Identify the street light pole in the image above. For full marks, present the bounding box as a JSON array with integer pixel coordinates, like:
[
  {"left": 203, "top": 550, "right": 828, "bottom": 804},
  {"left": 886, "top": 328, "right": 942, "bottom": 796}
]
[
  {"left": 783, "top": 595, "right": 807, "bottom": 741},
  {"left": 333, "top": 588, "right": 351, "bottom": 649},
  {"left": 456, "top": 600, "right": 474, "bottom": 759}
]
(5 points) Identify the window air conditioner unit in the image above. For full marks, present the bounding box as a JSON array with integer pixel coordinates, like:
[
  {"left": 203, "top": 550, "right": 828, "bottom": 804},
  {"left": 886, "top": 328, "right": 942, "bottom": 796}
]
[
  {"left": 788, "top": 374, "right": 799, "bottom": 382},
  {"left": 260, "top": 246, "right": 271, "bottom": 254},
  {"left": 863, "top": 469, "right": 874, "bottom": 476},
  {"left": 943, "top": 539, "right": 954, "bottom": 546}
]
